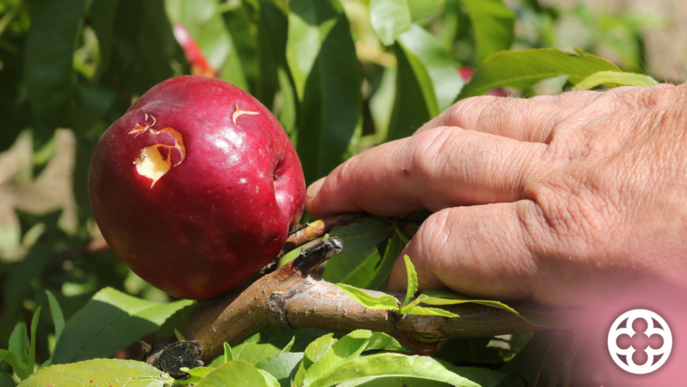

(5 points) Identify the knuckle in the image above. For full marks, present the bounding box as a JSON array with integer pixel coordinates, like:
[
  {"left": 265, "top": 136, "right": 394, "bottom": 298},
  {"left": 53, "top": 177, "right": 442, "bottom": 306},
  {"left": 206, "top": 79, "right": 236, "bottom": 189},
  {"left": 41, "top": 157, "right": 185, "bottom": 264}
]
[{"left": 448, "top": 96, "right": 497, "bottom": 129}]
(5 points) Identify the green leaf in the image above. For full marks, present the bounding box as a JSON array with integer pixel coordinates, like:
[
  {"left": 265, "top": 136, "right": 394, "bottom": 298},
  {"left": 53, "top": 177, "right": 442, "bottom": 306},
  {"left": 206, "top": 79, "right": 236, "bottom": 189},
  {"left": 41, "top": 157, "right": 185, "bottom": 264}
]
[
  {"left": 398, "top": 305, "right": 459, "bottom": 317},
  {"left": 293, "top": 334, "right": 338, "bottom": 387},
  {"left": 281, "top": 336, "right": 296, "bottom": 354},
  {"left": 386, "top": 42, "right": 433, "bottom": 141},
  {"left": 408, "top": 0, "right": 445, "bottom": 22},
  {"left": 397, "top": 25, "right": 463, "bottom": 111},
  {"left": 367, "top": 232, "right": 405, "bottom": 291},
  {"left": 401, "top": 255, "right": 418, "bottom": 307},
  {"left": 255, "top": 353, "right": 304, "bottom": 387},
  {"left": 459, "top": 48, "right": 620, "bottom": 99},
  {"left": 287, "top": 0, "right": 363, "bottom": 184},
  {"left": 329, "top": 218, "right": 394, "bottom": 254},
  {"left": 195, "top": 360, "right": 278, "bottom": 387},
  {"left": 45, "top": 291, "right": 65, "bottom": 347},
  {"left": 27, "top": 307, "right": 40, "bottom": 376},
  {"left": 0, "top": 350, "right": 28, "bottom": 381},
  {"left": 573, "top": 71, "right": 659, "bottom": 90},
  {"left": 24, "top": 0, "right": 87, "bottom": 129},
  {"left": 303, "top": 330, "right": 407, "bottom": 387},
  {"left": 52, "top": 287, "right": 194, "bottom": 364},
  {"left": 323, "top": 248, "right": 381, "bottom": 288},
  {"left": 336, "top": 284, "right": 400, "bottom": 311},
  {"left": 232, "top": 327, "right": 330, "bottom": 365},
  {"left": 434, "top": 338, "right": 504, "bottom": 364},
  {"left": 7, "top": 323, "right": 30, "bottom": 379},
  {"left": 19, "top": 359, "right": 171, "bottom": 387},
  {"left": 405, "top": 289, "right": 520, "bottom": 315},
  {"left": 224, "top": 342, "right": 235, "bottom": 362},
  {"left": 181, "top": 366, "right": 214, "bottom": 384},
  {"left": 460, "top": 0, "right": 515, "bottom": 65},
  {"left": 307, "top": 353, "right": 501, "bottom": 387},
  {"left": 369, "top": 0, "right": 412, "bottom": 46}
]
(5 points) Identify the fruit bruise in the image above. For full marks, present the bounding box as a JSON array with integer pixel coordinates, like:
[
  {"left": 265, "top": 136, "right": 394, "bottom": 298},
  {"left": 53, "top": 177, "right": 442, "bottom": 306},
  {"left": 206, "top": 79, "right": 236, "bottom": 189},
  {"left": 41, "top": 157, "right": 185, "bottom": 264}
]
[{"left": 89, "top": 76, "right": 306, "bottom": 300}]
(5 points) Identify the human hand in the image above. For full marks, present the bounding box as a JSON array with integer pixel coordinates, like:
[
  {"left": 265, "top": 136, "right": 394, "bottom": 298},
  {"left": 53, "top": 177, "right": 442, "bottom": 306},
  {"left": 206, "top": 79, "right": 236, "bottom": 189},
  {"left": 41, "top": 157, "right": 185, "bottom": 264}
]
[{"left": 306, "top": 84, "right": 687, "bottom": 307}]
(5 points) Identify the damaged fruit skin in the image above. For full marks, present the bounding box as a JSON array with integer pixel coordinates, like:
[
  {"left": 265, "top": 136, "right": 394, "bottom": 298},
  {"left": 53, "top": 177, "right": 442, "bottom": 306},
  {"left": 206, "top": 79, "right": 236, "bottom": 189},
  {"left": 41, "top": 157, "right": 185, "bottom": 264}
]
[{"left": 89, "top": 76, "right": 305, "bottom": 300}]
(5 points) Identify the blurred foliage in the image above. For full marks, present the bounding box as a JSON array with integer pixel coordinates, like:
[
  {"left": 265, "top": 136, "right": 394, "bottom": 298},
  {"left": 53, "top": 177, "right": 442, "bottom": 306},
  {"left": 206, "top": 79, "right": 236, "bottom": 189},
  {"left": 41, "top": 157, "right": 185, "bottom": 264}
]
[{"left": 0, "top": 0, "right": 663, "bottom": 384}]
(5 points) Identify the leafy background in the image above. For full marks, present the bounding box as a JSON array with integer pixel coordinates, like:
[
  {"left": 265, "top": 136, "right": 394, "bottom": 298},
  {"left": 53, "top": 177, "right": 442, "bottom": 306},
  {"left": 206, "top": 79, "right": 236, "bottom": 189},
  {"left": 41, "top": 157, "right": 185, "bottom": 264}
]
[{"left": 0, "top": 0, "right": 677, "bottom": 385}]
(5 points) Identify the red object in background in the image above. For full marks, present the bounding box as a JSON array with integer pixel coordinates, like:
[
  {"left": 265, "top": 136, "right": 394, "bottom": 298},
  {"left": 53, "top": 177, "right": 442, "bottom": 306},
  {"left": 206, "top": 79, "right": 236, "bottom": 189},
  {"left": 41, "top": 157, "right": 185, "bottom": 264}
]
[
  {"left": 173, "top": 22, "right": 217, "bottom": 78},
  {"left": 459, "top": 67, "right": 507, "bottom": 97}
]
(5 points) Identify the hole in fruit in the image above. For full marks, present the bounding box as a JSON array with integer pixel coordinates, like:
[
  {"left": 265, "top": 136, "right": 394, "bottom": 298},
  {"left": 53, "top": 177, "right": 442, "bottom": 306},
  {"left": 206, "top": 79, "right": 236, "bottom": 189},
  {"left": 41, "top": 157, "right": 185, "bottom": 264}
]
[
  {"left": 239, "top": 177, "right": 246, "bottom": 183},
  {"left": 129, "top": 114, "right": 186, "bottom": 188},
  {"left": 135, "top": 146, "right": 171, "bottom": 188}
]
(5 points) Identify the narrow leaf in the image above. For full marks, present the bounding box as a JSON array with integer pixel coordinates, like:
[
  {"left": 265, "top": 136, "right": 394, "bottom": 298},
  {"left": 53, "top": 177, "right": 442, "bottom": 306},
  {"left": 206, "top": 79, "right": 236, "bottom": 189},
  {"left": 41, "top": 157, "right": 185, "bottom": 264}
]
[
  {"left": 336, "top": 284, "right": 400, "bottom": 311},
  {"left": 232, "top": 326, "right": 331, "bottom": 366},
  {"left": 369, "top": 0, "right": 412, "bottom": 46},
  {"left": 281, "top": 336, "right": 296, "bottom": 353},
  {"left": 397, "top": 24, "right": 463, "bottom": 111},
  {"left": 225, "top": 342, "right": 235, "bottom": 362},
  {"left": 573, "top": 71, "right": 659, "bottom": 90},
  {"left": 19, "top": 359, "right": 170, "bottom": 387},
  {"left": 8, "top": 324, "right": 29, "bottom": 379},
  {"left": 402, "top": 255, "right": 418, "bottom": 307},
  {"left": 27, "top": 307, "right": 41, "bottom": 376},
  {"left": 460, "top": 0, "right": 515, "bottom": 65},
  {"left": 399, "top": 305, "right": 459, "bottom": 317},
  {"left": 459, "top": 48, "right": 620, "bottom": 99},
  {"left": 45, "top": 291, "right": 65, "bottom": 345},
  {"left": 52, "top": 287, "right": 194, "bottom": 364}
]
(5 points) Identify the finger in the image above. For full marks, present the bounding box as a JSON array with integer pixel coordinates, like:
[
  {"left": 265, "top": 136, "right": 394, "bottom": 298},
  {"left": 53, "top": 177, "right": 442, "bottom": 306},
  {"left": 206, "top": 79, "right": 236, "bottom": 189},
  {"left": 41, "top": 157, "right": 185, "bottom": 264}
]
[
  {"left": 306, "top": 126, "right": 547, "bottom": 219},
  {"left": 416, "top": 96, "right": 578, "bottom": 143},
  {"left": 387, "top": 203, "right": 537, "bottom": 301},
  {"left": 529, "top": 89, "right": 602, "bottom": 109}
]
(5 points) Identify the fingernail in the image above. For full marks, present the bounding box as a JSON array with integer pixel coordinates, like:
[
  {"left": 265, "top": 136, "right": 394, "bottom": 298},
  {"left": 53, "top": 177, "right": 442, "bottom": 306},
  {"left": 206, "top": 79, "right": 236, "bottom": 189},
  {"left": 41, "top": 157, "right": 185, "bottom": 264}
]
[{"left": 306, "top": 178, "right": 326, "bottom": 201}]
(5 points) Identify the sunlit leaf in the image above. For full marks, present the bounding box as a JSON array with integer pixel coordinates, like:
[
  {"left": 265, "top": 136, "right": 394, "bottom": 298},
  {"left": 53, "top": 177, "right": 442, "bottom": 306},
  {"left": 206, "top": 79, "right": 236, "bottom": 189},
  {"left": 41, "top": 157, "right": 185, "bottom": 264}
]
[
  {"left": 573, "top": 70, "right": 658, "bottom": 90},
  {"left": 306, "top": 353, "right": 504, "bottom": 387},
  {"left": 402, "top": 255, "right": 418, "bottom": 307},
  {"left": 336, "top": 284, "right": 400, "bottom": 311},
  {"left": 19, "top": 359, "right": 170, "bottom": 387},
  {"left": 195, "top": 360, "right": 278, "bottom": 387},
  {"left": 459, "top": 48, "right": 620, "bottom": 98},
  {"left": 369, "top": 0, "right": 412, "bottom": 46},
  {"left": 397, "top": 25, "right": 463, "bottom": 111}
]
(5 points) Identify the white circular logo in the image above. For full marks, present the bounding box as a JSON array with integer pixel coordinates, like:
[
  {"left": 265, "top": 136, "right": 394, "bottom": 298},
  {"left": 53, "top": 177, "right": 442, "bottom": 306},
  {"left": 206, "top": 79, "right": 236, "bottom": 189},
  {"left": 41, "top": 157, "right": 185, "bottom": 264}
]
[{"left": 607, "top": 309, "right": 672, "bottom": 374}]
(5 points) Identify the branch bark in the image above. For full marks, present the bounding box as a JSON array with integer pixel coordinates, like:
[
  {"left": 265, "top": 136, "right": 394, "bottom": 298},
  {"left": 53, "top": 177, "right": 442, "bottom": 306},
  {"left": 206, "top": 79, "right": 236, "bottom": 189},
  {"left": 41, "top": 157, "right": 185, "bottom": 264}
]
[{"left": 166, "top": 236, "right": 547, "bottom": 365}]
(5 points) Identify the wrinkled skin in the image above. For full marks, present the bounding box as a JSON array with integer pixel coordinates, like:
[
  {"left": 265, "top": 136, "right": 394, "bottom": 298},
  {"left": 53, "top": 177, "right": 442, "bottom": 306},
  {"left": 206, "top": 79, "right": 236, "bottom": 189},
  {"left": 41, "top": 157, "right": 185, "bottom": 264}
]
[
  {"left": 90, "top": 76, "right": 305, "bottom": 300},
  {"left": 307, "top": 84, "right": 687, "bottom": 307}
]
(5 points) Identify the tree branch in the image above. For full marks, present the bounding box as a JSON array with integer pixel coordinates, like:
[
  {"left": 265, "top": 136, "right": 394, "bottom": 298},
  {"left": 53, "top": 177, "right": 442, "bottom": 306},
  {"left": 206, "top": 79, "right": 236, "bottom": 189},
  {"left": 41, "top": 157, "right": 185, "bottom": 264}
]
[{"left": 161, "top": 237, "right": 547, "bottom": 366}]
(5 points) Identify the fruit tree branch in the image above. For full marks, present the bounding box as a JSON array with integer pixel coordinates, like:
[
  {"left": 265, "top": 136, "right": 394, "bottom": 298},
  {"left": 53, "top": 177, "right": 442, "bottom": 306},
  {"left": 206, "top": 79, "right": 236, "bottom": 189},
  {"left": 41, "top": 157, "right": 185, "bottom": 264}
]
[{"left": 156, "top": 237, "right": 547, "bottom": 369}]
